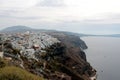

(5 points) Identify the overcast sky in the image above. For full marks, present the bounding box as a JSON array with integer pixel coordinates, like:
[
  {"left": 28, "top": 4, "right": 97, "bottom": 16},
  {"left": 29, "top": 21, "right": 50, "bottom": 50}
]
[{"left": 0, "top": 0, "right": 120, "bottom": 34}]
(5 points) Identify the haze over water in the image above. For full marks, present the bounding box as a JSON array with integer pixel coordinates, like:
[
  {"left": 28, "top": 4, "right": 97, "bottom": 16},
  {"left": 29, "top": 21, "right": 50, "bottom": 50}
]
[{"left": 81, "top": 37, "right": 120, "bottom": 80}]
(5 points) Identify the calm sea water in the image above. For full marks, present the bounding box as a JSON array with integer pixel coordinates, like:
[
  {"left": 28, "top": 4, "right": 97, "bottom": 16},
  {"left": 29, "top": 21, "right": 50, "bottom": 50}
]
[{"left": 81, "top": 37, "right": 120, "bottom": 80}]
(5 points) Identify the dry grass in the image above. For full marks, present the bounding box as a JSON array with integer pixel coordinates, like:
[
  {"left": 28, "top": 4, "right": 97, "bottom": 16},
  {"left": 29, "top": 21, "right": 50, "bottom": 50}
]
[{"left": 0, "top": 66, "right": 44, "bottom": 80}]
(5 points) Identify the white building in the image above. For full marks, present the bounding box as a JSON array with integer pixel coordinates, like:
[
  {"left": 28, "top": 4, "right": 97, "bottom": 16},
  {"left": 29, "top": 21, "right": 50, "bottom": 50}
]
[{"left": 0, "top": 52, "right": 3, "bottom": 58}]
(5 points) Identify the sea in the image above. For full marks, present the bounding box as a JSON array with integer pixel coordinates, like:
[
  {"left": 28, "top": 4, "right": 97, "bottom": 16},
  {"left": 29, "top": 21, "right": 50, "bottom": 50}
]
[{"left": 81, "top": 37, "right": 120, "bottom": 80}]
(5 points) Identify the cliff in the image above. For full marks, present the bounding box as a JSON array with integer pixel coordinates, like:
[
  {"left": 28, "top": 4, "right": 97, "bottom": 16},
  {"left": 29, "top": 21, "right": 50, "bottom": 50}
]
[
  {"left": 47, "top": 32, "right": 96, "bottom": 80},
  {"left": 0, "top": 27, "right": 96, "bottom": 80}
]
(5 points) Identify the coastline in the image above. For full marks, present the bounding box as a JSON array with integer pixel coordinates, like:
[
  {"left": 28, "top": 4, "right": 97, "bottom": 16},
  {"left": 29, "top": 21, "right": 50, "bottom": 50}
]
[{"left": 90, "top": 74, "right": 97, "bottom": 80}]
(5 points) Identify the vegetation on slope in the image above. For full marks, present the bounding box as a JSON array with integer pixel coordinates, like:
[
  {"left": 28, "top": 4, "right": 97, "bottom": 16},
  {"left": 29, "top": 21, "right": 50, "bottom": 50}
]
[
  {"left": 0, "top": 66, "right": 44, "bottom": 80},
  {"left": 0, "top": 58, "right": 44, "bottom": 80}
]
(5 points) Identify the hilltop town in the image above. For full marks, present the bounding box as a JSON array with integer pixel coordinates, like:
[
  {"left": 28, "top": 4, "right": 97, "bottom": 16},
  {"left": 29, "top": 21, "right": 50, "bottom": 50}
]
[
  {"left": 0, "top": 31, "right": 60, "bottom": 59},
  {"left": 0, "top": 26, "right": 96, "bottom": 80}
]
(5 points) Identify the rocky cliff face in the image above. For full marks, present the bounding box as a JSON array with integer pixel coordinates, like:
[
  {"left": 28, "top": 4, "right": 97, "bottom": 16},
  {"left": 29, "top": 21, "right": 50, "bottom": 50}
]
[
  {"left": 47, "top": 32, "right": 96, "bottom": 80},
  {"left": 0, "top": 31, "right": 96, "bottom": 80}
]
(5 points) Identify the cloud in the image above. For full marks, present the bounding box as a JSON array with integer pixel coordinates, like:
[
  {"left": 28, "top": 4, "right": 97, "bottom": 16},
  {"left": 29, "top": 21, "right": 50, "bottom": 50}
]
[
  {"left": 0, "top": 0, "right": 41, "bottom": 19},
  {"left": 37, "top": 0, "right": 65, "bottom": 7},
  {"left": 0, "top": 16, "right": 42, "bottom": 20},
  {"left": 81, "top": 13, "right": 120, "bottom": 24},
  {"left": 1, "top": 0, "right": 120, "bottom": 24},
  {"left": 0, "top": 0, "right": 39, "bottom": 9},
  {"left": 106, "top": 13, "right": 120, "bottom": 20},
  {"left": 0, "top": 0, "right": 120, "bottom": 34}
]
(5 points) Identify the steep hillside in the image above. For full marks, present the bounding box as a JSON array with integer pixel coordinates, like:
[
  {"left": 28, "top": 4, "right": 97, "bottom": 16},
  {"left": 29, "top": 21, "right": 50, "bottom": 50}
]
[{"left": 0, "top": 26, "right": 96, "bottom": 80}]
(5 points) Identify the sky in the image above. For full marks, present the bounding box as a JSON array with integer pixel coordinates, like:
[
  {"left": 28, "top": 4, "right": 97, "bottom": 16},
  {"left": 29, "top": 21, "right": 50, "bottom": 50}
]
[{"left": 0, "top": 0, "right": 120, "bottom": 34}]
